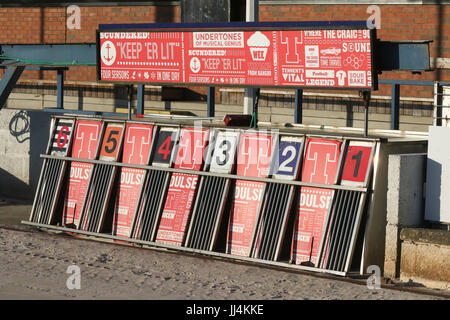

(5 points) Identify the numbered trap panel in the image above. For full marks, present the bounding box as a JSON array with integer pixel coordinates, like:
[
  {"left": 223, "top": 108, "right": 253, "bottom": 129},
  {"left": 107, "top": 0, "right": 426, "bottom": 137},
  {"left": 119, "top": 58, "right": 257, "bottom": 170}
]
[{"left": 30, "top": 116, "right": 379, "bottom": 276}]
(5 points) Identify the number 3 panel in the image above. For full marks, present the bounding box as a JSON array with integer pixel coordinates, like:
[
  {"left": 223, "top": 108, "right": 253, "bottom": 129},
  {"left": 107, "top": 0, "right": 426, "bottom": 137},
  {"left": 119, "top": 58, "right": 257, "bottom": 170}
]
[{"left": 185, "top": 129, "right": 240, "bottom": 251}]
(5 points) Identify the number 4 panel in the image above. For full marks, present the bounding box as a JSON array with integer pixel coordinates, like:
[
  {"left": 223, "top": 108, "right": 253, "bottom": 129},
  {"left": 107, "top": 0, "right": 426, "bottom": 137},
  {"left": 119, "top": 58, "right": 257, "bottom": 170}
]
[{"left": 130, "top": 126, "right": 180, "bottom": 242}]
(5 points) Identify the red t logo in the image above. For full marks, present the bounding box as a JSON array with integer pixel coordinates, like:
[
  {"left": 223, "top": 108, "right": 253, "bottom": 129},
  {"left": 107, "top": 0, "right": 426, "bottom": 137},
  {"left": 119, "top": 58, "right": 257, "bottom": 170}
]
[
  {"left": 124, "top": 125, "right": 153, "bottom": 165},
  {"left": 280, "top": 31, "right": 303, "bottom": 64},
  {"left": 302, "top": 139, "right": 341, "bottom": 184},
  {"left": 73, "top": 122, "right": 101, "bottom": 159}
]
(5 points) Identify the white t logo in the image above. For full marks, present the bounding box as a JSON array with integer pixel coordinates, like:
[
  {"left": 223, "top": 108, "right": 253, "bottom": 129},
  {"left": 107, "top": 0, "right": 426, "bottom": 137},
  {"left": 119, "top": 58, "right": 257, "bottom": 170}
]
[{"left": 336, "top": 70, "right": 347, "bottom": 86}]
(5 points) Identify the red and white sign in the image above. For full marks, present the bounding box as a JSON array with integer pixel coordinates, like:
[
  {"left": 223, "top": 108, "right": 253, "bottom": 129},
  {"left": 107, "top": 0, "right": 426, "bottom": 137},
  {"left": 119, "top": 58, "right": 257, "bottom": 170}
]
[
  {"left": 226, "top": 133, "right": 273, "bottom": 257},
  {"left": 62, "top": 120, "right": 103, "bottom": 227},
  {"left": 155, "top": 128, "right": 209, "bottom": 246},
  {"left": 112, "top": 123, "right": 154, "bottom": 237},
  {"left": 340, "top": 141, "right": 375, "bottom": 187},
  {"left": 291, "top": 138, "right": 342, "bottom": 266},
  {"left": 98, "top": 28, "right": 373, "bottom": 89}
]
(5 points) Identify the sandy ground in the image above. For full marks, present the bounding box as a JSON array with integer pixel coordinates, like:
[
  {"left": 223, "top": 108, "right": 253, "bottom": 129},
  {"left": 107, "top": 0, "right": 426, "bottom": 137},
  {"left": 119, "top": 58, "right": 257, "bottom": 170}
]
[
  {"left": 0, "top": 226, "right": 446, "bottom": 301},
  {"left": 0, "top": 197, "right": 447, "bottom": 301}
]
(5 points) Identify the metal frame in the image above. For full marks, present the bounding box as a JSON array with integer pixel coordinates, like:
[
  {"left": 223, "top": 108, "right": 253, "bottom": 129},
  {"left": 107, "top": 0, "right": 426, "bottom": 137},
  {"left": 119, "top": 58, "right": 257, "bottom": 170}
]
[
  {"left": 28, "top": 117, "right": 383, "bottom": 276},
  {"left": 21, "top": 220, "right": 347, "bottom": 277}
]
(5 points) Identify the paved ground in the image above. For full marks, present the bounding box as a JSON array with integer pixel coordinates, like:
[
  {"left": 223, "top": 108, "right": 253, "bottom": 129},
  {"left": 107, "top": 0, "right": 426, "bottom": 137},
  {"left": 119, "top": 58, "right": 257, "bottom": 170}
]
[{"left": 0, "top": 197, "right": 448, "bottom": 301}]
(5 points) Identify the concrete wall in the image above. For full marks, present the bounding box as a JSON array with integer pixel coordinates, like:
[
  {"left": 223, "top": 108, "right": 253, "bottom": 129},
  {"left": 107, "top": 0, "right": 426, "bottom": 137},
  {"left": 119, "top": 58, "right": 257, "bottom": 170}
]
[
  {"left": 399, "top": 228, "right": 450, "bottom": 290},
  {"left": 0, "top": 109, "right": 50, "bottom": 200},
  {"left": 384, "top": 153, "right": 427, "bottom": 279}
]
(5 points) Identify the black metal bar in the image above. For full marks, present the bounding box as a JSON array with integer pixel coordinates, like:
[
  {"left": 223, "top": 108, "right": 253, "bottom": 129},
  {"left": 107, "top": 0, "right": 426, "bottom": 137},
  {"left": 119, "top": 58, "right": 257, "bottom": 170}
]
[
  {"left": 41, "top": 158, "right": 59, "bottom": 224},
  {"left": 137, "top": 84, "right": 145, "bottom": 116},
  {"left": 0, "top": 65, "right": 25, "bottom": 109},
  {"left": 391, "top": 84, "right": 400, "bottom": 130},
  {"left": 57, "top": 69, "right": 64, "bottom": 109},
  {"left": 294, "top": 89, "right": 303, "bottom": 124},
  {"left": 193, "top": 176, "right": 216, "bottom": 250},
  {"left": 207, "top": 87, "right": 215, "bottom": 118},
  {"left": 261, "top": 183, "right": 281, "bottom": 260}
]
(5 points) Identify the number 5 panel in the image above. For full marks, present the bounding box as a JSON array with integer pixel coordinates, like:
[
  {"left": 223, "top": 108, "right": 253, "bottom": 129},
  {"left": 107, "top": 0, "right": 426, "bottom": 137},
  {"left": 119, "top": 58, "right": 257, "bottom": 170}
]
[{"left": 79, "top": 122, "right": 125, "bottom": 233}]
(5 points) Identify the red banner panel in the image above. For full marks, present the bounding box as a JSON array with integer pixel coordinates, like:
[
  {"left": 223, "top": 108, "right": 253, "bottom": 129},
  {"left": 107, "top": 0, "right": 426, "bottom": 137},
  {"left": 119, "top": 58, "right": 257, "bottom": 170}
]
[
  {"left": 112, "top": 123, "right": 154, "bottom": 237},
  {"left": 62, "top": 120, "right": 103, "bottom": 227},
  {"left": 226, "top": 133, "right": 273, "bottom": 257},
  {"left": 291, "top": 138, "right": 342, "bottom": 266},
  {"left": 98, "top": 28, "right": 374, "bottom": 89},
  {"left": 155, "top": 128, "right": 209, "bottom": 246},
  {"left": 340, "top": 141, "right": 375, "bottom": 186}
]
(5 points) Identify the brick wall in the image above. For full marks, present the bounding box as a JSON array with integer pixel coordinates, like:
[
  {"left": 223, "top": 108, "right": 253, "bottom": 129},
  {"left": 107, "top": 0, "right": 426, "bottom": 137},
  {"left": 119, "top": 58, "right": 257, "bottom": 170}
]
[
  {"left": 260, "top": 3, "right": 450, "bottom": 98},
  {"left": 0, "top": 3, "right": 448, "bottom": 99},
  {"left": 0, "top": 5, "right": 180, "bottom": 82}
]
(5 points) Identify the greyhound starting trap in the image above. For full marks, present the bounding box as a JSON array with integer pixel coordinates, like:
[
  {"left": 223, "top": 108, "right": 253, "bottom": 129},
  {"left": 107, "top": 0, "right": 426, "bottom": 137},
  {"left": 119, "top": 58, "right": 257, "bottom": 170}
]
[
  {"left": 22, "top": 21, "right": 430, "bottom": 277},
  {"left": 24, "top": 114, "right": 418, "bottom": 277}
]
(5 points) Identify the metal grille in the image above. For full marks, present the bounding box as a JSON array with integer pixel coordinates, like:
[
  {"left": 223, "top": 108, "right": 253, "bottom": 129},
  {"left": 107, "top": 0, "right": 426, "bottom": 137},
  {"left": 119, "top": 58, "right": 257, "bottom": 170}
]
[
  {"left": 30, "top": 158, "right": 65, "bottom": 224},
  {"left": 185, "top": 175, "right": 229, "bottom": 251},
  {"left": 319, "top": 190, "right": 363, "bottom": 272},
  {"left": 79, "top": 164, "right": 115, "bottom": 232},
  {"left": 252, "top": 183, "right": 293, "bottom": 261},
  {"left": 130, "top": 169, "right": 170, "bottom": 241},
  {"left": 30, "top": 118, "right": 74, "bottom": 224}
]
